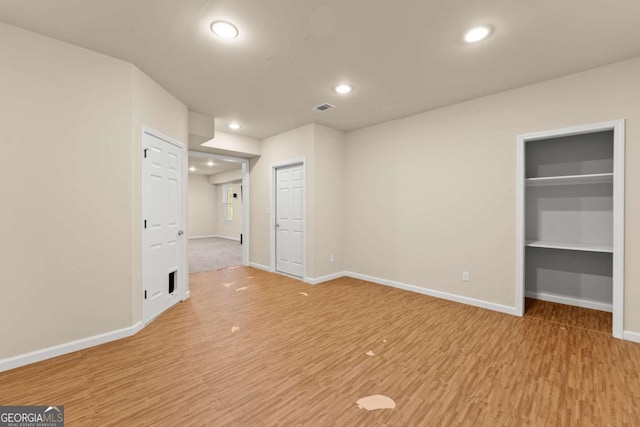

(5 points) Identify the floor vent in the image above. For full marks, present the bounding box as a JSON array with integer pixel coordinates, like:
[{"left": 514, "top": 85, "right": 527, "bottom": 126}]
[{"left": 312, "top": 103, "right": 335, "bottom": 112}]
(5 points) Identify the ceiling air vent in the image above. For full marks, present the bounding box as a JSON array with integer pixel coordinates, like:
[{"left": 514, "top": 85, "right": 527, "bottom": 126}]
[{"left": 312, "top": 103, "right": 335, "bottom": 112}]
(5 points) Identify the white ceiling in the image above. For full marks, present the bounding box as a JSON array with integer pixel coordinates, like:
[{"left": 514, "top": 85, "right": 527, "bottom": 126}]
[
  {"left": 1, "top": 0, "right": 640, "bottom": 139},
  {"left": 188, "top": 156, "right": 240, "bottom": 176}
]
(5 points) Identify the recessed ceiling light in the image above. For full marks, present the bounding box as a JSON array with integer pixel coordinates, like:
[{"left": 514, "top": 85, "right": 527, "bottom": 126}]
[
  {"left": 228, "top": 122, "right": 241, "bottom": 130},
  {"left": 210, "top": 20, "right": 239, "bottom": 39},
  {"left": 207, "top": 161, "right": 214, "bottom": 167},
  {"left": 189, "top": 166, "right": 196, "bottom": 172},
  {"left": 464, "top": 26, "right": 491, "bottom": 43},
  {"left": 335, "top": 84, "right": 352, "bottom": 94}
]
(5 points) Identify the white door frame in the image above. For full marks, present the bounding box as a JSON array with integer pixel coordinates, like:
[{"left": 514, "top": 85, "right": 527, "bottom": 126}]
[
  {"left": 515, "top": 119, "right": 625, "bottom": 338},
  {"left": 270, "top": 158, "right": 306, "bottom": 278},
  {"left": 141, "top": 126, "right": 188, "bottom": 325},
  {"left": 188, "top": 150, "right": 250, "bottom": 267}
]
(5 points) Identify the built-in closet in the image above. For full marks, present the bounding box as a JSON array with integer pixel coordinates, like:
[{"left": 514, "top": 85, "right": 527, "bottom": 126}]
[{"left": 516, "top": 121, "right": 624, "bottom": 337}]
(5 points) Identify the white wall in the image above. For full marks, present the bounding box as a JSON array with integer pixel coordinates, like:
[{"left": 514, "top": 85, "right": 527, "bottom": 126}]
[
  {"left": 209, "top": 169, "right": 242, "bottom": 185},
  {"left": 188, "top": 174, "right": 217, "bottom": 238},
  {"left": 250, "top": 124, "right": 315, "bottom": 273},
  {"left": 249, "top": 123, "right": 346, "bottom": 280},
  {"left": 0, "top": 22, "right": 133, "bottom": 360},
  {"left": 201, "top": 130, "right": 261, "bottom": 158},
  {"left": 0, "top": 22, "right": 187, "bottom": 361},
  {"left": 312, "top": 125, "right": 346, "bottom": 277},
  {"left": 344, "top": 57, "right": 640, "bottom": 332}
]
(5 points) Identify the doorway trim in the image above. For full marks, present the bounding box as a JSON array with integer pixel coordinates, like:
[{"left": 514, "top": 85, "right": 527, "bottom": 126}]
[
  {"left": 188, "top": 150, "right": 250, "bottom": 267},
  {"left": 515, "top": 119, "right": 625, "bottom": 339},
  {"left": 270, "top": 158, "right": 307, "bottom": 278},
  {"left": 141, "top": 126, "right": 188, "bottom": 325}
]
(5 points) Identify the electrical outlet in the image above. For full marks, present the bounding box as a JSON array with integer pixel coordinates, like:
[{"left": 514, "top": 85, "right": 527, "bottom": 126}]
[
  {"left": 265, "top": 206, "right": 269, "bottom": 214},
  {"left": 462, "top": 272, "right": 470, "bottom": 282},
  {"left": 329, "top": 254, "right": 335, "bottom": 263}
]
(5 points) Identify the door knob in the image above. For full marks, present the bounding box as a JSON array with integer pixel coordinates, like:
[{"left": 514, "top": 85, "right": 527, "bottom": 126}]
[
  {"left": 275, "top": 223, "right": 280, "bottom": 228},
  {"left": 178, "top": 230, "right": 184, "bottom": 236}
]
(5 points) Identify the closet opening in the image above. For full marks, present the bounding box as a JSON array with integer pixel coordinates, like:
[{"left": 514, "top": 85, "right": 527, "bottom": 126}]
[{"left": 516, "top": 121, "right": 625, "bottom": 337}]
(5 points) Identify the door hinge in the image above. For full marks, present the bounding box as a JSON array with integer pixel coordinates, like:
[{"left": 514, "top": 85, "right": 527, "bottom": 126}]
[
  {"left": 144, "top": 219, "right": 147, "bottom": 229},
  {"left": 144, "top": 290, "right": 147, "bottom": 300},
  {"left": 143, "top": 148, "right": 149, "bottom": 158}
]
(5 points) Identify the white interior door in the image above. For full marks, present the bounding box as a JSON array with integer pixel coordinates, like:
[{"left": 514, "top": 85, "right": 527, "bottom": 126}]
[
  {"left": 275, "top": 164, "right": 305, "bottom": 277},
  {"left": 142, "top": 129, "right": 185, "bottom": 323}
]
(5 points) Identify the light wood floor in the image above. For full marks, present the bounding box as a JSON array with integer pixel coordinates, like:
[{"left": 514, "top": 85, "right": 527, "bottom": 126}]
[
  {"left": 524, "top": 298, "right": 612, "bottom": 334},
  {"left": 2, "top": 267, "right": 640, "bottom": 426}
]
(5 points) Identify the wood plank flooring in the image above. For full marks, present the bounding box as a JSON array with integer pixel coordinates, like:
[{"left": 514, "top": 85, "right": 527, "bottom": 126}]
[
  {"left": 1, "top": 267, "right": 640, "bottom": 425},
  {"left": 524, "top": 298, "right": 612, "bottom": 334}
]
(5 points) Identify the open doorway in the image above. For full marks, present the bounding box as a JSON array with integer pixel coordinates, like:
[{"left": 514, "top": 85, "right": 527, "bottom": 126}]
[{"left": 187, "top": 154, "right": 246, "bottom": 273}]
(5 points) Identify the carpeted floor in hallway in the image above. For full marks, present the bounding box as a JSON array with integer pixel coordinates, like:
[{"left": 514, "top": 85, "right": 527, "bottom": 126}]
[{"left": 188, "top": 237, "right": 242, "bottom": 273}]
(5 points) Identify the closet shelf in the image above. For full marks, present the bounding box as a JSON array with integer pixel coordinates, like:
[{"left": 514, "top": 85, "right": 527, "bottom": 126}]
[
  {"left": 525, "top": 240, "right": 613, "bottom": 253},
  {"left": 525, "top": 173, "right": 613, "bottom": 187}
]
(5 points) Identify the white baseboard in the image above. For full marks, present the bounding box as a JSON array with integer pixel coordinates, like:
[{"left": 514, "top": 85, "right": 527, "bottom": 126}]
[
  {"left": 188, "top": 234, "right": 216, "bottom": 240},
  {"left": 213, "top": 235, "right": 241, "bottom": 242},
  {"left": 345, "top": 271, "right": 518, "bottom": 316},
  {"left": 304, "top": 271, "right": 346, "bottom": 285},
  {"left": 0, "top": 322, "right": 143, "bottom": 373},
  {"left": 249, "top": 262, "right": 272, "bottom": 272},
  {"left": 623, "top": 331, "right": 640, "bottom": 343},
  {"left": 248, "top": 266, "right": 345, "bottom": 285},
  {"left": 525, "top": 291, "right": 612, "bottom": 312},
  {"left": 182, "top": 290, "right": 191, "bottom": 301}
]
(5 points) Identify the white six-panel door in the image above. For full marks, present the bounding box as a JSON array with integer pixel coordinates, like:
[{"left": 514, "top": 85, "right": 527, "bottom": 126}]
[
  {"left": 275, "top": 164, "right": 305, "bottom": 277},
  {"left": 142, "top": 129, "right": 185, "bottom": 324}
]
